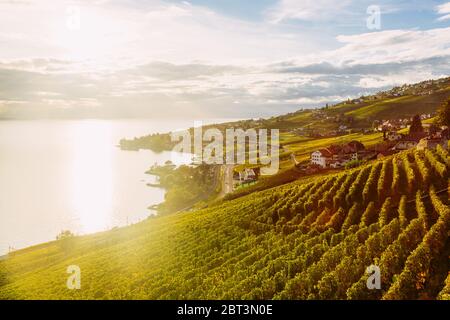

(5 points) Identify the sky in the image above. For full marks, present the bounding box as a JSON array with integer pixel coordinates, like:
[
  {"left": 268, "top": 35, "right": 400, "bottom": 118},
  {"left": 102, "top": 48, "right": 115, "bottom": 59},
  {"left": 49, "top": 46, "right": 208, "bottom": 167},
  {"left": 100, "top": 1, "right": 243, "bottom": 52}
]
[{"left": 0, "top": 0, "right": 450, "bottom": 119}]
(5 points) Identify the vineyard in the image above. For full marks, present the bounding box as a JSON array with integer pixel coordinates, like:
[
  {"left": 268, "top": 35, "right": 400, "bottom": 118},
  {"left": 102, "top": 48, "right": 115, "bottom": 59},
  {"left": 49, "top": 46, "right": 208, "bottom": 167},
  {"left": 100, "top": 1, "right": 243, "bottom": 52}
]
[{"left": 0, "top": 146, "right": 449, "bottom": 300}]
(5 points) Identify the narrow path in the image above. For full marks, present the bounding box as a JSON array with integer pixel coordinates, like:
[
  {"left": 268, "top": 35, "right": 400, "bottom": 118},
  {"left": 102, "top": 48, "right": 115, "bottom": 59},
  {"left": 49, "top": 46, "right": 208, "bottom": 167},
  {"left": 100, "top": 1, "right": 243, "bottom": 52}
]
[{"left": 219, "top": 164, "right": 235, "bottom": 198}]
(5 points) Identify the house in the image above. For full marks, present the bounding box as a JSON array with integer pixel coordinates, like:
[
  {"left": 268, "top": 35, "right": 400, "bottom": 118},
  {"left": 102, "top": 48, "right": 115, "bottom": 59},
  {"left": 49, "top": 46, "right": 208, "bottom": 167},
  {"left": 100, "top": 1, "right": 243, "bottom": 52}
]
[
  {"left": 329, "top": 159, "right": 350, "bottom": 169},
  {"left": 417, "top": 130, "right": 449, "bottom": 150},
  {"left": 311, "top": 141, "right": 366, "bottom": 169},
  {"left": 235, "top": 168, "right": 258, "bottom": 185},
  {"left": 394, "top": 139, "right": 419, "bottom": 151},
  {"left": 417, "top": 137, "right": 447, "bottom": 150},
  {"left": 394, "top": 135, "right": 421, "bottom": 150},
  {"left": 342, "top": 141, "right": 366, "bottom": 161},
  {"left": 241, "top": 168, "right": 256, "bottom": 182},
  {"left": 420, "top": 114, "right": 432, "bottom": 120},
  {"left": 438, "top": 127, "right": 449, "bottom": 139},
  {"left": 344, "top": 140, "right": 366, "bottom": 153},
  {"left": 394, "top": 132, "right": 428, "bottom": 151},
  {"left": 311, "top": 149, "right": 332, "bottom": 168},
  {"left": 385, "top": 131, "right": 403, "bottom": 142}
]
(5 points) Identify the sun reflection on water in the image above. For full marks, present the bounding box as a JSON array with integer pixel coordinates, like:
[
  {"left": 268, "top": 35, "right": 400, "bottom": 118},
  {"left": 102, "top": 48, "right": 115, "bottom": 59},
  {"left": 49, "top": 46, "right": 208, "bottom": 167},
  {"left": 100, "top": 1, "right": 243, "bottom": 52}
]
[{"left": 69, "top": 121, "right": 113, "bottom": 233}]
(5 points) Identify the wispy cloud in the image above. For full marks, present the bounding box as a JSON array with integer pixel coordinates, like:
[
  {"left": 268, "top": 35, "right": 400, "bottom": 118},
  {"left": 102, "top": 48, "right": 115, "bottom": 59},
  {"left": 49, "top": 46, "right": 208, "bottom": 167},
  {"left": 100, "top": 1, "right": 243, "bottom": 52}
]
[
  {"left": 334, "top": 27, "right": 450, "bottom": 64},
  {"left": 265, "top": 0, "right": 353, "bottom": 24},
  {"left": 436, "top": 2, "right": 450, "bottom": 21}
]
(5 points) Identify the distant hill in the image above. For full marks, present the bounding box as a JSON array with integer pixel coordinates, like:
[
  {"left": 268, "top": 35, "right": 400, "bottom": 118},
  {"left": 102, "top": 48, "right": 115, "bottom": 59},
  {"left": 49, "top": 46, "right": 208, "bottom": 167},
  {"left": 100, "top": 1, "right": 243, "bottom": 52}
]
[
  {"left": 120, "top": 77, "right": 450, "bottom": 153},
  {"left": 340, "top": 88, "right": 450, "bottom": 121},
  {"left": 281, "top": 76, "right": 450, "bottom": 128}
]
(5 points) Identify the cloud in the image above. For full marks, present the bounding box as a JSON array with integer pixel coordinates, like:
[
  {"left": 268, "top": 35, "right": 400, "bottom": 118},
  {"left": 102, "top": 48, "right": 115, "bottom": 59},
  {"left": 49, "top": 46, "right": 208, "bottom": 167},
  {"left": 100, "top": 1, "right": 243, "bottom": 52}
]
[
  {"left": 0, "top": 58, "right": 74, "bottom": 73},
  {"left": 265, "top": 0, "right": 353, "bottom": 23},
  {"left": 0, "top": 0, "right": 322, "bottom": 68},
  {"left": 438, "top": 14, "right": 450, "bottom": 21},
  {"left": 436, "top": 2, "right": 450, "bottom": 21},
  {"left": 1, "top": 1, "right": 450, "bottom": 119},
  {"left": 2, "top": 49, "right": 449, "bottom": 119},
  {"left": 122, "top": 62, "right": 245, "bottom": 81},
  {"left": 333, "top": 27, "right": 450, "bottom": 65},
  {"left": 436, "top": 2, "right": 450, "bottom": 14}
]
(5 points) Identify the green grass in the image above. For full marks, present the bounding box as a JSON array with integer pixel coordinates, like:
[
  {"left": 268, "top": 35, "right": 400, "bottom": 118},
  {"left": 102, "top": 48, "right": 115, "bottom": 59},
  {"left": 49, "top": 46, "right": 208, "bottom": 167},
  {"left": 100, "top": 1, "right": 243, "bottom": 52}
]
[
  {"left": 1, "top": 147, "right": 449, "bottom": 300},
  {"left": 346, "top": 96, "right": 421, "bottom": 119},
  {"left": 284, "top": 132, "right": 383, "bottom": 162},
  {"left": 345, "top": 89, "right": 450, "bottom": 120},
  {"left": 287, "top": 111, "right": 313, "bottom": 123}
]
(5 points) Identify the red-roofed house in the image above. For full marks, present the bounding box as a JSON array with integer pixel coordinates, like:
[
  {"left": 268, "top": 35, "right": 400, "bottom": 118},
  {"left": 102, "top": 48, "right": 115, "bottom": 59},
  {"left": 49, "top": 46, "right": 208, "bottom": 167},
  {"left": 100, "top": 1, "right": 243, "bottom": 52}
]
[
  {"left": 417, "top": 136, "right": 448, "bottom": 150},
  {"left": 394, "top": 132, "right": 427, "bottom": 151},
  {"left": 310, "top": 141, "right": 367, "bottom": 168}
]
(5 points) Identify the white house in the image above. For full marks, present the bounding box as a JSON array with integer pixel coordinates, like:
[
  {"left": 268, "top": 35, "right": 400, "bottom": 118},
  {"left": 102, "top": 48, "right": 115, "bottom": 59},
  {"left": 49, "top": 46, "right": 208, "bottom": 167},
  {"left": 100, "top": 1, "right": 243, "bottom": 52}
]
[
  {"left": 311, "top": 149, "right": 332, "bottom": 168},
  {"left": 239, "top": 168, "right": 257, "bottom": 183}
]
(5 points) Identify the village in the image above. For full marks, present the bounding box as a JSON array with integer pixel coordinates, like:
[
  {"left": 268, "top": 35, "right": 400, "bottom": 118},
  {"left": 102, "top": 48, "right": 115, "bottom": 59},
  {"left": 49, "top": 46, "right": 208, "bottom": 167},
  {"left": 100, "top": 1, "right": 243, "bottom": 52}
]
[
  {"left": 230, "top": 113, "right": 449, "bottom": 189},
  {"left": 288, "top": 77, "right": 450, "bottom": 139},
  {"left": 307, "top": 115, "right": 449, "bottom": 171},
  {"left": 191, "top": 77, "right": 450, "bottom": 192},
  {"left": 345, "top": 77, "right": 450, "bottom": 105}
]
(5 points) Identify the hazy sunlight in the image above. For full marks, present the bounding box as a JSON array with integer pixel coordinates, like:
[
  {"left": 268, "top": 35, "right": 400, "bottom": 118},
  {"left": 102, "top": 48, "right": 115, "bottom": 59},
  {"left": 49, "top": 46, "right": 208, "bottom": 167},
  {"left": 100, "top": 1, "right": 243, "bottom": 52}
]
[{"left": 69, "top": 121, "right": 113, "bottom": 233}]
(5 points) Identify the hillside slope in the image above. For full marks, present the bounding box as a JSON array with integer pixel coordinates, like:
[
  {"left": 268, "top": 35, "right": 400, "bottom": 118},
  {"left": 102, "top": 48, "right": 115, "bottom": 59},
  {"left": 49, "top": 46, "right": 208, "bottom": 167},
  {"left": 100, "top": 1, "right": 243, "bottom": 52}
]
[
  {"left": 343, "top": 89, "right": 450, "bottom": 120},
  {"left": 120, "top": 77, "right": 450, "bottom": 156},
  {"left": 0, "top": 146, "right": 449, "bottom": 300}
]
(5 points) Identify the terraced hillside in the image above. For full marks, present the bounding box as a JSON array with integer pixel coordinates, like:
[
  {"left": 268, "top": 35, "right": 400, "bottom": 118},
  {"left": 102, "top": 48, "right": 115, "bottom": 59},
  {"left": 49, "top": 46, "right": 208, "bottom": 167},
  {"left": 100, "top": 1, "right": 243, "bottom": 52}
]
[
  {"left": 339, "top": 88, "right": 450, "bottom": 120},
  {"left": 0, "top": 146, "right": 449, "bottom": 300}
]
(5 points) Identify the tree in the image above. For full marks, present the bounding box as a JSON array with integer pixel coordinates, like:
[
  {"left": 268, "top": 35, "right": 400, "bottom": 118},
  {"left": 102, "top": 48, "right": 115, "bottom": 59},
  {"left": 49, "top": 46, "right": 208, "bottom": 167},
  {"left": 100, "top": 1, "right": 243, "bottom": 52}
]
[
  {"left": 398, "top": 195, "right": 409, "bottom": 228},
  {"left": 56, "top": 230, "right": 75, "bottom": 253},
  {"left": 409, "top": 114, "right": 424, "bottom": 134},
  {"left": 378, "top": 197, "right": 394, "bottom": 226},
  {"left": 372, "top": 120, "right": 380, "bottom": 130},
  {"left": 435, "top": 98, "right": 450, "bottom": 127},
  {"left": 56, "top": 230, "right": 74, "bottom": 240},
  {"left": 428, "top": 123, "right": 439, "bottom": 136},
  {"left": 360, "top": 202, "right": 377, "bottom": 227}
]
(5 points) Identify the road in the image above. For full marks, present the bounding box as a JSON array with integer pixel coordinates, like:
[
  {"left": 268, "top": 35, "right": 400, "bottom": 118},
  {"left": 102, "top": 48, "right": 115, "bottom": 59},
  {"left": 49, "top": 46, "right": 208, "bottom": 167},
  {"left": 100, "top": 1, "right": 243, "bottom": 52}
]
[{"left": 220, "top": 164, "right": 235, "bottom": 198}]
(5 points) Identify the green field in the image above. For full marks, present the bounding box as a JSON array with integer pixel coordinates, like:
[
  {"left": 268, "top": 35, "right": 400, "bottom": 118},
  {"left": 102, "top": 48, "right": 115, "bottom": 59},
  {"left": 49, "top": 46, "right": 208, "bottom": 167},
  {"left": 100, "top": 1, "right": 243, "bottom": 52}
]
[
  {"left": 1, "top": 146, "right": 449, "bottom": 300},
  {"left": 283, "top": 132, "right": 384, "bottom": 163},
  {"left": 282, "top": 86, "right": 450, "bottom": 127}
]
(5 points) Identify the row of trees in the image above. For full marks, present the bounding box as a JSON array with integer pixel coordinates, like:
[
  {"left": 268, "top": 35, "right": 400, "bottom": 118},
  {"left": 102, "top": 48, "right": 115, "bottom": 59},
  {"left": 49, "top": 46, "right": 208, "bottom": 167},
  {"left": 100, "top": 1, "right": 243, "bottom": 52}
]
[{"left": 383, "top": 189, "right": 450, "bottom": 299}]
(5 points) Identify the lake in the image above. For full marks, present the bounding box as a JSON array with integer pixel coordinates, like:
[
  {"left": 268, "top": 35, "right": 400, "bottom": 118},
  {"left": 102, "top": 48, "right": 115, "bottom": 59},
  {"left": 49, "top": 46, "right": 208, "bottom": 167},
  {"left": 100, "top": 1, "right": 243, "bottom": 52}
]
[{"left": 0, "top": 119, "right": 225, "bottom": 254}]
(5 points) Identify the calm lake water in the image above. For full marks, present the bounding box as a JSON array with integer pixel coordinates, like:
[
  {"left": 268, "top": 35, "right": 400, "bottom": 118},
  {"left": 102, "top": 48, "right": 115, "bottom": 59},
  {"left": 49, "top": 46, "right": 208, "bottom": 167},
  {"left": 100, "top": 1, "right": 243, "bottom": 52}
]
[{"left": 0, "top": 119, "right": 224, "bottom": 254}]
